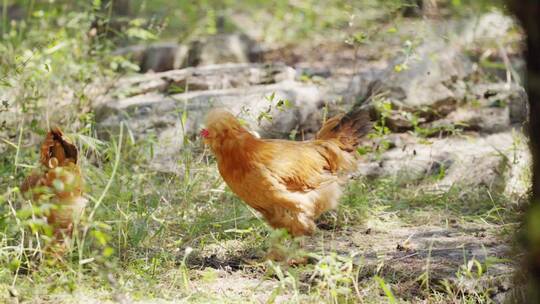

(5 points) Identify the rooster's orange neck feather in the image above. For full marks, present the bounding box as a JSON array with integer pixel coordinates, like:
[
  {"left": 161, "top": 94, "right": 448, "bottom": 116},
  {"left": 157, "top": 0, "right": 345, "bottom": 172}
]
[{"left": 212, "top": 129, "right": 261, "bottom": 180}]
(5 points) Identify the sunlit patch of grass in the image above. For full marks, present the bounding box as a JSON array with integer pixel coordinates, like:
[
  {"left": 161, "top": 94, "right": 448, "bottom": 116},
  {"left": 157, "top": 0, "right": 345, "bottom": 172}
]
[
  {"left": 0, "top": 134, "right": 521, "bottom": 302},
  {"left": 0, "top": 122, "right": 522, "bottom": 302}
]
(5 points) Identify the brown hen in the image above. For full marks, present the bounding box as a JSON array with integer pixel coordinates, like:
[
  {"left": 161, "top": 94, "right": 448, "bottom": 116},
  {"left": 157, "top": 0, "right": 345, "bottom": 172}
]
[
  {"left": 21, "top": 127, "right": 86, "bottom": 241},
  {"left": 201, "top": 107, "right": 371, "bottom": 236}
]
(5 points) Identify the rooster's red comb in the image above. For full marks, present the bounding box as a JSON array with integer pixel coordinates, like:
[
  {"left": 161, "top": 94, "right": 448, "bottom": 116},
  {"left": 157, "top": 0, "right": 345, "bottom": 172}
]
[{"left": 200, "top": 129, "right": 210, "bottom": 138}]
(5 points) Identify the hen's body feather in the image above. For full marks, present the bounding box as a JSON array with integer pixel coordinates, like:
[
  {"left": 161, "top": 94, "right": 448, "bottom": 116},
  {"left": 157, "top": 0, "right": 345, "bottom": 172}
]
[
  {"left": 21, "top": 128, "right": 85, "bottom": 239},
  {"left": 204, "top": 109, "right": 371, "bottom": 236}
]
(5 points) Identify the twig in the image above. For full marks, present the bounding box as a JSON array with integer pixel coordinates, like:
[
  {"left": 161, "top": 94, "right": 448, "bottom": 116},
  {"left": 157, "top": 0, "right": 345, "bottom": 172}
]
[
  {"left": 13, "top": 120, "right": 23, "bottom": 174},
  {"left": 497, "top": 41, "right": 517, "bottom": 87}
]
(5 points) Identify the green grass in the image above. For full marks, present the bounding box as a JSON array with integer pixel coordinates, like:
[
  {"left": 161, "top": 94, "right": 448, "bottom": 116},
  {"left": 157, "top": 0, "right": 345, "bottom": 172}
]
[
  {"left": 0, "top": 121, "right": 523, "bottom": 302},
  {"left": 0, "top": 86, "right": 522, "bottom": 301}
]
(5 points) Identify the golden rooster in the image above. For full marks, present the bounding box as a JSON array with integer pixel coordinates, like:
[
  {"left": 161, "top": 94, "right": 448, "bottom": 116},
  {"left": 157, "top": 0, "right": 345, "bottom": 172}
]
[
  {"left": 201, "top": 108, "right": 371, "bottom": 236},
  {"left": 21, "top": 127, "right": 86, "bottom": 242}
]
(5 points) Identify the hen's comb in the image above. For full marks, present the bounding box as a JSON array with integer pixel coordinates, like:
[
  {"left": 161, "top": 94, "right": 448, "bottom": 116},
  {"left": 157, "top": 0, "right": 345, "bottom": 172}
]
[
  {"left": 40, "top": 127, "right": 78, "bottom": 167},
  {"left": 200, "top": 129, "right": 210, "bottom": 138}
]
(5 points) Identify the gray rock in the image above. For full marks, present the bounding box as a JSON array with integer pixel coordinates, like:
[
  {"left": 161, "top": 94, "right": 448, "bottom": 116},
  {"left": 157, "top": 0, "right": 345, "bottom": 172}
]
[
  {"left": 367, "top": 40, "right": 472, "bottom": 118},
  {"left": 428, "top": 106, "right": 510, "bottom": 134},
  {"left": 469, "top": 82, "right": 528, "bottom": 124},
  {"left": 142, "top": 43, "right": 189, "bottom": 73},
  {"left": 357, "top": 132, "right": 522, "bottom": 192},
  {"left": 112, "top": 33, "right": 258, "bottom": 73},
  {"left": 112, "top": 44, "right": 147, "bottom": 66},
  {"left": 503, "top": 134, "right": 531, "bottom": 199},
  {"left": 96, "top": 64, "right": 325, "bottom": 171},
  {"left": 113, "top": 43, "right": 189, "bottom": 73},
  {"left": 98, "top": 80, "right": 322, "bottom": 137},
  {"left": 461, "top": 12, "right": 515, "bottom": 45},
  {"left": 186, "top": 33, "right": 258, "bottom": 67},
  {"left": 108, "top": 63, "right": 296, "bottom": 99},
  {"left": 409, "top": 81, "right": 527, "bottom": 134},
  {"left": 385, "top": 111, "right": 415, "bottom": 132}
]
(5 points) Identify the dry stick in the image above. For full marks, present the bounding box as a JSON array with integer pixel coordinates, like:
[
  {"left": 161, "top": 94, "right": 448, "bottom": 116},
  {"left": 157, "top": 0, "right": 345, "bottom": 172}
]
[
  {"left": 26, "top": 199, "right": 42, "bottom": 260},
  {"left": 104, "top": 0, "right": 114, "bottom": 37},
  {"left": 13, "top": 121, "right": 23, "bottom": 174},
  {"left": 497, "top": 41, "right": 517, "bottom": 88},
  {"left": 45, "top": 84, "right": 50, "bottom": 132},
  {"left": 7, "top": 198, "right": 24, "bottom": 288},
  {"left": 1, "top": 0, "right": 7, "bottom": 37}
]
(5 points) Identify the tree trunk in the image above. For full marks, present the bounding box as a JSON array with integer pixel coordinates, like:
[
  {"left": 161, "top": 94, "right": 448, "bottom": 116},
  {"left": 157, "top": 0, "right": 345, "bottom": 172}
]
[
  {"left": 402, "top": 0, "right": 438, "bottom": 18},
  {"left": 112, "top": 0, "right": 130, "bottom": 16},
  {"left": 507, "top": 1, "right": 540, "bottom": 302},
  {"left": 402, "top": 0, "right": 423, "bottom": 17}
]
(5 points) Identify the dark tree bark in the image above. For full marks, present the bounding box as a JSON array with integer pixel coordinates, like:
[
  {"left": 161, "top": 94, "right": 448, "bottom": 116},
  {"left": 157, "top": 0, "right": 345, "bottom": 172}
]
[
  {"left": 112, "top": 0, "right": 130, "bottom": 16},
  {"left": 507, "top": 1, "right": 540, "bottom": 302},
  {"left": 89, "top": 0, "right": 132, "bottom": 41},
  {"left": 402, "top": 0, "right": 438, "bottom": 17}
]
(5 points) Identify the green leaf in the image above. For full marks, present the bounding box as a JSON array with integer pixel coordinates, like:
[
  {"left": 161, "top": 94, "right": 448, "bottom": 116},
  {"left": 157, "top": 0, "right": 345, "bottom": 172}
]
[
  {"left": 0, "top": 79, "right": 12, "bottom": 87},
  {"left": 353, "top": 32, "right": 367, "bottom": 44},
  {"left": 126, "top": 28, "right": 157, "bottom": 41},
  {"left": 201, "top": 268, "right": 218, "bottom": 283},
  {"left": 103, "top": 247, "right": 115, "bottom": 257},
  {"left": 92, "top": 230, "right": 109, "bottom": 246},
  {"left": 356, "top": 146, "right": 370, "bottom": 155},
  {"left": 238, "top": 118, "right": 248, "bottom": 126},
  {"left": 257, "top": 111, "right": 273, "bottom": 125},
  {"left": 375, "top": 276, "right": 397, "bottom": 303},
  {"left": 32, "top": 10, "right": 45, "bottom": 18},
  {"left": 224, "top": 228, "right": 253, "bottom": 234},
  {"left": 181, "top": 111, "right": 188, "bottom": 128},
  {"left": 168, "top": 84, "right": 185, "bottom": 94},
  {"left": 394, "top": 63, "right": 408, "bottom": 73},
  {"left": 283, "top": 99, "right": 293, "bottom": 108},
  {"left": 266, "top": 92, "right": 276, "bottom": 102},
  {"left": 9, "top": 258, "right": 21, "bottom": 272}
]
